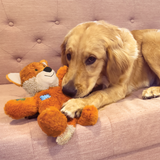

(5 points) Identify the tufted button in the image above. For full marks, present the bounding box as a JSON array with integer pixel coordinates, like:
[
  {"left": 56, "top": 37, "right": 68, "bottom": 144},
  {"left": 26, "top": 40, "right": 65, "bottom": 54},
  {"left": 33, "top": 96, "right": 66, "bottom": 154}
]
[
  {"left": 9, "top": 22, "right": 14, "bottom": 27},
  {"left": 130, "top": 19, "right": 134, "bottom": 23},
  {"left": 55, "top": 21, "right": 60, "bottom": 25},
  {"left": 37, "top": 39, "right": 42, "bottom": 43},
  {"left": 17, "top": 58, "right": 21, "bottom": 62}
]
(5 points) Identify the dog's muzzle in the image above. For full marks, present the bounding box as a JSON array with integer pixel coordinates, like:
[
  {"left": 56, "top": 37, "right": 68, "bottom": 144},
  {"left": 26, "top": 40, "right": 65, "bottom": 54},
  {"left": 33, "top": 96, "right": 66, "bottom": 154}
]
[{"left": 62, "top": 80, "right": 77, "bottom": 97}]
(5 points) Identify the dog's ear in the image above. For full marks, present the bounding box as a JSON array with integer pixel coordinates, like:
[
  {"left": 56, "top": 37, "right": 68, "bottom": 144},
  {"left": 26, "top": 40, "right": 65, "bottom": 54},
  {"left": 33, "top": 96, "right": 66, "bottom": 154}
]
[
  {"left": 106, "top": 46, "right": 130, "bottom": 85},
  {"left": 61, "top": 40, "right": 68, "bottom": 66},
  {"left": 105, "top": 28, "right": 138, "bottom": 85}
]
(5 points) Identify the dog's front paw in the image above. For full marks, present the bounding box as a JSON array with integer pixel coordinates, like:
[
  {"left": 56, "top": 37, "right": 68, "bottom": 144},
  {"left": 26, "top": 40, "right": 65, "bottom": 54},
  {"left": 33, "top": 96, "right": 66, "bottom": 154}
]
[
  {"left": 61, "top": 99, "right": 85, "bottom": 118},
  {"left": 142, "top": 87, "right": 160, "bottom": 99}
]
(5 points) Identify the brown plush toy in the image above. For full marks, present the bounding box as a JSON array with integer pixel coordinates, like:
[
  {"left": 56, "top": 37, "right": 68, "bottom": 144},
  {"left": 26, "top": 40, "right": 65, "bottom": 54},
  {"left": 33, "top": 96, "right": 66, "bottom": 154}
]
[{"left": 4, "top": 60, "right": 98, "bottom": 145}]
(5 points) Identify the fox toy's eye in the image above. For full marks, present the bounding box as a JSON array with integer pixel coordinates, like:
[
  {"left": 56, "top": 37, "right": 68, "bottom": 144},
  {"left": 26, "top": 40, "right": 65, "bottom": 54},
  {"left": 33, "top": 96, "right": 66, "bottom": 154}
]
[{"left": 35, "top": 69, "right": 38, "bottom": 71}]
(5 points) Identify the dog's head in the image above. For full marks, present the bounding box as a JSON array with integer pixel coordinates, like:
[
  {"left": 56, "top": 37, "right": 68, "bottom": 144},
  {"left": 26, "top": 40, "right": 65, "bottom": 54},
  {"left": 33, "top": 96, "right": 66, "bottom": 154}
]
[{"left": 61, "top": 21, "right": 138, "bottom": 98}]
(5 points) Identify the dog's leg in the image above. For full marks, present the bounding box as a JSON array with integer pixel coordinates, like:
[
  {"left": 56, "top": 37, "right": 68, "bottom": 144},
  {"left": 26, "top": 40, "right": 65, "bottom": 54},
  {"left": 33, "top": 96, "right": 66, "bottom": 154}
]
[
  {"left": 61, "top": 84, "right": 127, "bottom": 118},
  {"left": 141, "top": 31, "right": 160, "bottom": 99}
]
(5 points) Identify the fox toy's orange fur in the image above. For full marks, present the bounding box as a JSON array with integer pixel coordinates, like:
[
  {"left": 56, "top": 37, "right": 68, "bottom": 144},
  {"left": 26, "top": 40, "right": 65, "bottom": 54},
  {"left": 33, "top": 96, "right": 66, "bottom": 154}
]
[{"left": 4, "top": 60, "right": 98, "bottom": 145}]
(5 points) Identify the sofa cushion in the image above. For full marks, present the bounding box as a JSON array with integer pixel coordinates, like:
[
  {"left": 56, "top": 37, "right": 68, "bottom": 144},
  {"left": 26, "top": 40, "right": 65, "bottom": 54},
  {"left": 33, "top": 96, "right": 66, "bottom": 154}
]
[
  {"left": 100, "top": 89, "right": 160, "bottom": 155},
  {"left": 1, "top": 84, "right": 160, "bottom": 160}
]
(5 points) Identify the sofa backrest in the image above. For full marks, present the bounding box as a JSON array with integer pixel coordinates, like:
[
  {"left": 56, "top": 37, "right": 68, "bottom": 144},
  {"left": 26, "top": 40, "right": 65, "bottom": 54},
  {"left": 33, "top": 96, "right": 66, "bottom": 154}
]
[{"left": 0, "top": 0, "right": 160, "bottom": 84}]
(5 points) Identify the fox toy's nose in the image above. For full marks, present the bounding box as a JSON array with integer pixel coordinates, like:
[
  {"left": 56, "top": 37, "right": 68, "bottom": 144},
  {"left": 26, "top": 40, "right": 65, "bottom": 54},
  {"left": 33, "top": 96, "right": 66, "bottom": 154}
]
[{"left": 43, "top": 67, "right": 52, "bottom": 72}]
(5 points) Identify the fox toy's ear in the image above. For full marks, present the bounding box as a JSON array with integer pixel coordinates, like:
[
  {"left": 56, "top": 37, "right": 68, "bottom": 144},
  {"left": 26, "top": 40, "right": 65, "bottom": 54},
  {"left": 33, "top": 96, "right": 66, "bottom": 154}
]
[
  {"left": 40, "top": 59, "right": 48, "bottom": 66},
  {"left": 6, "top": 73, "right": 21, "bottom": 86}
]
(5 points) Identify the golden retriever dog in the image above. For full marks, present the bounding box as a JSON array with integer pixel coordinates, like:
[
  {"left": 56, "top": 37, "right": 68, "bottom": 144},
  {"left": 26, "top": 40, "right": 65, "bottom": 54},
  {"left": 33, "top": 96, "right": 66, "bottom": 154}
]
[{"left": 60, "top": 20, "right": 160, "bottom": 118}]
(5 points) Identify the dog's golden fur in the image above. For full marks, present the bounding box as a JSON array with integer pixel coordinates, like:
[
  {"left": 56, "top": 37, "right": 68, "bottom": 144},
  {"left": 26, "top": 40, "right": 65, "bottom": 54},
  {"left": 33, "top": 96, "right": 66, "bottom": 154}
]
[{"left": 60, "top": 21, "right": 160, "bottom": 118}]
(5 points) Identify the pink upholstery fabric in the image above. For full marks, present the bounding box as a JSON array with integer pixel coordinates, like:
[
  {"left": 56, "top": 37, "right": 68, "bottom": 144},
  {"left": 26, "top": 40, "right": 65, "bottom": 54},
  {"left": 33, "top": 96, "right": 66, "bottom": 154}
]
[
  {"left": 1, "top": 0, "right": 160, "bottom": 160},
  {"left": 1, "top": 85, "right": 160, "bottom": 160},
  {"left": 1, "top": 0, "right": 160, "bottom": 84}
]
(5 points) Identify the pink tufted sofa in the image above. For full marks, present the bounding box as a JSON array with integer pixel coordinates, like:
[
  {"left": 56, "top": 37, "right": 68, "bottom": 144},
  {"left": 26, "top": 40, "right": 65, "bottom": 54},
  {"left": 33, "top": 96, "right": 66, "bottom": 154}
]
[{"left": 1, "top": 0, "right": 160, "bottom": 160}]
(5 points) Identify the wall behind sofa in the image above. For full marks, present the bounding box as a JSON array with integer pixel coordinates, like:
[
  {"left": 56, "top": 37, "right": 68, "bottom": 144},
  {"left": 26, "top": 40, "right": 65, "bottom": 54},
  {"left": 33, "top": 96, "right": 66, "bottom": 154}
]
[{"left": 0, "top": 0, "right": 160, "bottom": 84}]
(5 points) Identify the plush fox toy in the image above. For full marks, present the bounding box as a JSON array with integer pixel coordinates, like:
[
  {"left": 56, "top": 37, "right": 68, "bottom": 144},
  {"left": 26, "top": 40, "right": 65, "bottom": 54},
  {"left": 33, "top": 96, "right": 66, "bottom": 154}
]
[{"left": 4, "top": 60, "right": 98, "bottom": 145}]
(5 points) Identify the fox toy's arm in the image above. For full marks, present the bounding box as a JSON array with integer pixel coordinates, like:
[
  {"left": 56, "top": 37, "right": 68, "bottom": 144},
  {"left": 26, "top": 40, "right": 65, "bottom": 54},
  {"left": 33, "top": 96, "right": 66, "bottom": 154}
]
[
  {"left": 56, "top": 66, "right": 68, "bottom": 87},
  {"left": 4, "top": 97, "right": 38, "bottom": 119}
]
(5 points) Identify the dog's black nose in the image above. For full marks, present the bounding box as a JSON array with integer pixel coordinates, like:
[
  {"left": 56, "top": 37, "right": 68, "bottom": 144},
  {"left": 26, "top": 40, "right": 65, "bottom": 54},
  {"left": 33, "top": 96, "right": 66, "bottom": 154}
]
[
  {"left": 43, "top": 67, "right": 52, "bottom": 72},
  {"left": 62, "top": 81, "right": 77, "bottom": 97}
]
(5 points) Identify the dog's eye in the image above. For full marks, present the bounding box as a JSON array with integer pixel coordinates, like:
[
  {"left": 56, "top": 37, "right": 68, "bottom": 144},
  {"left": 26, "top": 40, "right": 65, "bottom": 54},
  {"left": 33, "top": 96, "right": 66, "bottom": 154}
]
[
  {"left": 35, "top": 69, "right": 38, "bottom": 71},
  {"left": 66, "top": 53, "right": 71, "bottom": 61},
  {"left": 86, "top": 56, "right": 96, "bottom": 65}
]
